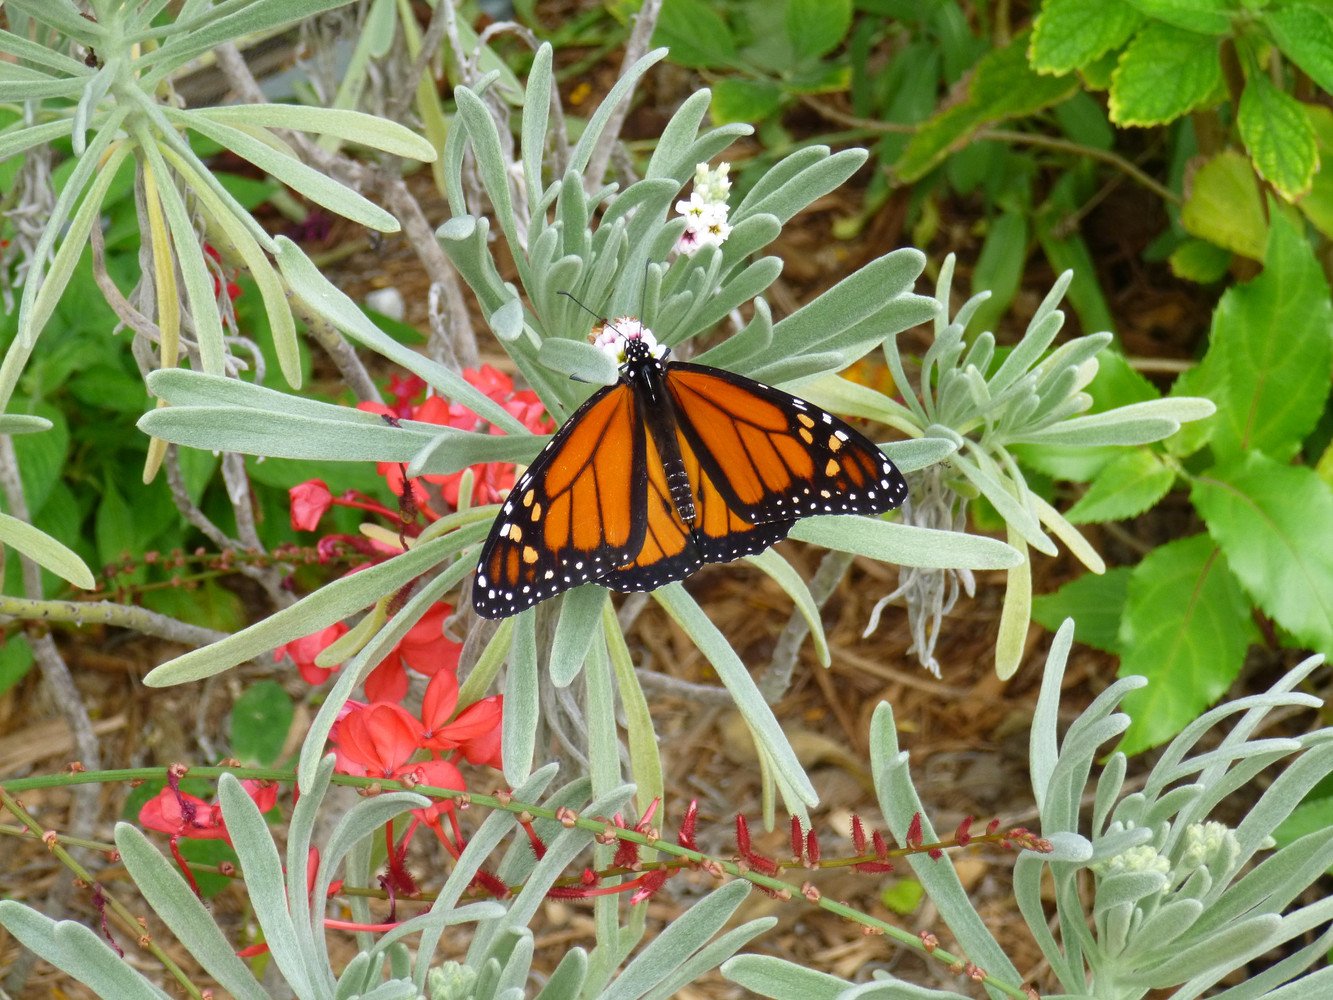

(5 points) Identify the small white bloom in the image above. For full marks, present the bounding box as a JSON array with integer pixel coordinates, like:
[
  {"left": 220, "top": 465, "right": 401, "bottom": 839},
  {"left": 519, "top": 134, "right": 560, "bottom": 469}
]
[
  {"left": 592, "top": 317, "right": 663, "bottom": 363},
  {"left": 693, "top": 161, "right": 731, "bottom": 203},
  {"left": 1180, "top": 821, "right": 1240, "bottom": 873},
  {"left": 1097, "top": 844, "right": 1171, "bottom": 883}
]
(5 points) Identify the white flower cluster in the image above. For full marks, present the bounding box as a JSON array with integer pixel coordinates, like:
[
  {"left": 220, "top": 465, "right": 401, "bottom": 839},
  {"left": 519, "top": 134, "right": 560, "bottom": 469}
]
[
  {"left": 1096, "top": 843, "right": 1172, "bottom": 882},
  {"left": 673, "top": 161, "right": 732, "bottom": 255},
  {"left": 1179, "top": 820, "right": 1241, "bottom": 874}
]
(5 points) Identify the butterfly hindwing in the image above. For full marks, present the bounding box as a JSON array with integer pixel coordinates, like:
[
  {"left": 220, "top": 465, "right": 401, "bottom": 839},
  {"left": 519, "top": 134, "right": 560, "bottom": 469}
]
[
  {"left": 663, "top": 362, "right": 908, "bottom": 523},
  {"left": 472, "top": 382, "right": 648, "bottom": 618}
]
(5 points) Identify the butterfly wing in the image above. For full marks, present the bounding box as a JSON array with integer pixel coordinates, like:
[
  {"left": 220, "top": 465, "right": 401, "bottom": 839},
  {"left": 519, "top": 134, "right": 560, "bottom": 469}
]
[
  {"left": 601, "top": 415, "right": 797, "bottom": 590},
  {"left": 663, "top": 362, "right": 908, "bottom": 524},
  {"left": 472, "top": 381, "right": 647, "bottom": 619}
]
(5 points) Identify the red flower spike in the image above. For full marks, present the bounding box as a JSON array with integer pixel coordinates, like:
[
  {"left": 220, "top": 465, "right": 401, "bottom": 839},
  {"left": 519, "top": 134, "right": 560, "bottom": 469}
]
[
  {"left": 872, "top": 830, "right": 889, "bottom": 861},
  {"left": 986, "top": 817, "right": 1001, "bottom": 835},
  {"left": 928, "top": 848, "right": 944, "bottom": 860},
  {"left": 677, "top": 800, "right": 699, "bottom": 851},
  {"left": 612, "top": 833, "right": 640, "bottom": 871},
  {"left": 851, "top": 814, "right": 867, "bottom": 853},
  {"left": 629, "top": 868, "right": 670, "bottom": 905},
  {"left": 519, "top": 817, "right": 547, "bottom": 861},
  {"left": 735, "top": 814, "right": 752, "bottom": 856},
  {"left": 806, "top": 829, "right": 821, "bottom": 867},
  {"left": 853, "top": 861, "right": 895, "bottom": 874},
  {"left": 470, "top": 869, "right": 510, "bottom": 899},
  {"left": 956, "top": 816, "right": 974, "bottom": 847},
  {"left": 790, "top": 816, "right": 804, "bottom": 862},
  {"left": 906, "top": 812, "right": 924, "bottom": 850},
  {"left": 748, "top": 853, "right": 780, "bottom": 877}
]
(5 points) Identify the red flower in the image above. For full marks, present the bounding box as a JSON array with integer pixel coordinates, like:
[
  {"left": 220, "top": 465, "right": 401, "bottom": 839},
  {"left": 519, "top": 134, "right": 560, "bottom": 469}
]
[
  {"left": 363, "top": 601, "right": 461, "bottom": 703},
  {"left": 275, "top": 622, "right": 348, "bottom": 685},
  {"left": 138, "top": 779, "right": 277, "bottom": 844},
  {"left": 333, "top": 702, "right": 420, "bottom": 778},
  {"left": 418, "top": 672, "right": 504, "bottom": 767},
  {"left": 357, "top": 366, "right": 554, "bottom": 517},
  {"left": 289, "top": 480, "right": 335, "bottom": 531}
]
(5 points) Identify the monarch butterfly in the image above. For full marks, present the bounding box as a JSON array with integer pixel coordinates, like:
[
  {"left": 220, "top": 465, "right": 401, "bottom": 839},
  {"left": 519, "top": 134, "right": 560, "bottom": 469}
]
[{"left": 472, "top": 319, "right": 908, "bottom": 619}]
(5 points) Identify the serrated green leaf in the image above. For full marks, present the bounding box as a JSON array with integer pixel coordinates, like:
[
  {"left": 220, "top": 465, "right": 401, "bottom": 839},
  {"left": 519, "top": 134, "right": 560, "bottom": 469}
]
[
  {"left": 1118, "top": 535, "right": 1257, "bottom": 754},
  {"left": 1238, "top": 75, "right": 1318, "bottom": 201},
  {"left": 1169, "top": 237, "right": 1232, "bottom": 282},
  {"left": 1180, "top": 150, "right": 1268, "bottom": 259},
  {"left": 1109, "top": 22, "right": 1222, "bottom": 126},
  {"left": 786, "top": 0, "right": 851, "bottom": 62},
  {"left": 1032, "top": 567, "right": 1131, "bottom": 652},
  {"left": 896, "top": 32, "right": 1078, "bottom": 181},
  {"left": 1193, "top": 455, "right": 1333, "bottom": 655},
  {"left": 1265, "top": 4, "right": 1333, "bottom": 94},
  {"left": 654, "top": 0, "right": 737, "bottom": 68},
  {"left": 1065, "top": 449, "right": 1175, "bottom": 523},
  {"left": 230, "top": 680, "right": 295, "bottom": 766},
  {"left": 1205, "top": 210, "right": 1333, "bottom": 463},
  {"left": 1298, "top": 105, "right": 1333, "bottom": 238},
  {"left": 1030, "top": 0, "right": 1144, "bottom": 75},
  {"left": 710, "top": 78, "right": 783, "bottom": 125},
  {"left": 1124, "top": 0, "right": 1232, "bottom": 34}
]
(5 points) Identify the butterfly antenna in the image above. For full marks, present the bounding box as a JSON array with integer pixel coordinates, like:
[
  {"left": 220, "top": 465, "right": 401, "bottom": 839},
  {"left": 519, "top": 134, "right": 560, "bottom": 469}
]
[{"left": 558, "top": 290, "right": 620, "bottom": 334}]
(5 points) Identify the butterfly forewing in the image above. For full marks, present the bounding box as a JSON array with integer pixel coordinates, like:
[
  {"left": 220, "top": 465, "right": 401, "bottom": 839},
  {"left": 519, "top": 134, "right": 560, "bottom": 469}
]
[
  {"left": 664, "top": 363, "right": 908, "bottom": 523},
  {"left": 472, "top": 382, "right": 648, "bottom": 618}
]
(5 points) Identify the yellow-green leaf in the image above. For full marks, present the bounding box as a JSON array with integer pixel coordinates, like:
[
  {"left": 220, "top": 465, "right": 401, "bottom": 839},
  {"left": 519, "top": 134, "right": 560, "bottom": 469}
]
[
  {"left": 1237, "top": 75, "right": 1318, "bottom": 201},
  {"left": 1109, "top": 22, "right": 1222, "bottom": 126},
  {"left": 1180, "top": 150, "right": 1267, "bottom": 260}
]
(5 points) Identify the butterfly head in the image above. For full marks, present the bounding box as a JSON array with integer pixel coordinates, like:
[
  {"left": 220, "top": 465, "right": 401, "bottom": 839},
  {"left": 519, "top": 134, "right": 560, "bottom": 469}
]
[{"left": 591, "top": 317, "right": 667, "bottom": 368}]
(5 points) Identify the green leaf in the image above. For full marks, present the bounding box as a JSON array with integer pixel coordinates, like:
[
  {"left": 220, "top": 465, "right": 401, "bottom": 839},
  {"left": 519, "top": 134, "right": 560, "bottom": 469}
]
[
  {"left": 896, "top": 32, "right": 1078, "bottom": 181},
  {"left": 1180, "top": 150, "right": 1268, "bottom": 260},
  {"left": 1204, "top": 210, "right": 1333, "bottom": 463},
  {"left": 969, "top": 210, "right": 1029, "bottom": 336},
  {"left": 1124, "top": 0, "right": 1232, "bottom": 35},
  {"left": 710, "top": 78, "right": 783, "bottom": 125},
  {"left": 1298, "top": 105, "right": 1333, "bottom": 239},
  {"left": 1169, "top": 237, "right": 1232, "bottom": 283},
  {"left": 0, "top": 633, "right": 34, "bottom": 696},
  {"left": 1118, "top": 535, "right": 1257, "bottom": 754},
  {"left": 1065, "top": 449, "right": 1175, "bottom": 523},
  {"left": 654, "top": 0, "right": 737, "bottom": 68},
  {"left": 1237, "top": 75, "right": 1318, "bottom": 201},
  {"left": 880, "top": 878, "right": 925, "bottom": 915},
  {"left": 1274, "top": 794, "right": 1333, "bottom": 850},
  {"left": 1193, "top": 455, "right": 1333, "bottom": 655},
  {"left": 230, "top": 680, "right": 295, "bottom": 766},
  {"left": 1109, "top": 22, "right": 1222, "bottom": 126},
  {"left": 93, "top": 478, "right": 136, "bottom": 570},
  {"left": 786, "top": 0, "right": 851, "bottom": 62},
  {"left": 1032, "top": 567, "right": 1132, "bottom": 652},
  {"left": 1265, "top": 4, "right": 1333, "bottom": 94},
  {"left": 1030, "top": 0, "right": 1144, "bottom": 75}
]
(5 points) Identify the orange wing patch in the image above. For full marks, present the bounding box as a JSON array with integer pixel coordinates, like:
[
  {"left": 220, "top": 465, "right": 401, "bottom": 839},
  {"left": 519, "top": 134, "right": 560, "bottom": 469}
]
[
  {"left": 665, "top": 363, "right": 907, "bottom": 525},
  {"left": 473, "top": 383, "right": 647, "bottom": 617}
]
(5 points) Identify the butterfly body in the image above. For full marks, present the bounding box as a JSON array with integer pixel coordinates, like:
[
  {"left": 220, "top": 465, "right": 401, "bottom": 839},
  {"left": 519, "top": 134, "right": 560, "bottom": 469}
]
[{"left": 472, "top": 322, "right": 908, "bottom": 619}]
